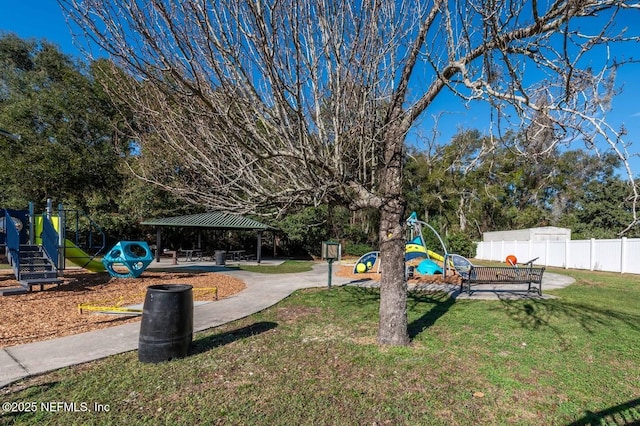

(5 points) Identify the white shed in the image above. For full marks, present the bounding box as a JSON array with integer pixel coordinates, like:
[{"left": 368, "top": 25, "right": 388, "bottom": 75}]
[{"left": 483, "top": 226, "right": 571, "bottom": 242}]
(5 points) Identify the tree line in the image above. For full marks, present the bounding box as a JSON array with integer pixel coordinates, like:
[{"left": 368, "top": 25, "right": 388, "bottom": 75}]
[
  {"left": 1, "top": 34, "right": 635, "bottom": 258},
  {"left": 0, "top": 35, "right": 638, "bottom": 255},
  {"left": 0, "top": 35, "right": 193, "bottom": 244}
]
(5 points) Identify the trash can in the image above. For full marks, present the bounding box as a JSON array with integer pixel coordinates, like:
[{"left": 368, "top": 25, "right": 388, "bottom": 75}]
[
  {"left": 406, "top": 265, "right": 415, "bottom": 279},
  {"left": 215, "top": 250, "right": 226, "bottom": 265},
  {"left": 138, "top": 284, "right": 193, "bottom": 363}
]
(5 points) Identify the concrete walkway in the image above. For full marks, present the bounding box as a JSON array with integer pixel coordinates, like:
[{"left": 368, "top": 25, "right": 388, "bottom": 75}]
[{"left": 0, "top": 263, "right": 574, "bottom": 388}]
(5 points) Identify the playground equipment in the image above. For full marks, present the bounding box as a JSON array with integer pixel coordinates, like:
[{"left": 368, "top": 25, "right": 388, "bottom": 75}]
[
  {"left": 353, "top": 212, "right": 449, "bottom": 276},
  {"left": 34, "top": 215, "right": 105, "bottom": 272},
  {"left": 406, "top": 212, "right": 448, "bottom": 275},
  {"left": 102, "top": 241, "right": 154, "bottom": 278},
  {"left": 1, "top": 200, "right": 107, "bottom": 294},
  {"left": 354, "top": 250, "right": 381, "bottom": 274},
  {"left": 443, "top": 253, "right": 474, "bottom": 278}
]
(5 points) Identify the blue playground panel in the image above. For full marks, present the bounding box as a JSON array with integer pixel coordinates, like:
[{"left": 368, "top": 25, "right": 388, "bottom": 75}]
[
  {"left": 416, "top": 258, "right": 443, "bottom": 275},
  {"left": 0, "top": 209, "right": 29, "bottom": 245},
  {"left": 353, "top": 251, "right": 380, "bottom": 273},
  {"left": 102, "top": 241, "right": 154, "bottom": 278}
]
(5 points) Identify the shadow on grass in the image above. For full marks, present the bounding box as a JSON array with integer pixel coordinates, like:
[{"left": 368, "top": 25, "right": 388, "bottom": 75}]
[
  {"left": 340, "top": 285, "right": 456, "bottom": 341},
  {"left": 497, "top": 295, "right": 640, "bottom": 349},
  {"left": 567, "top": 397, "right": 640, "bottom": 425},
  {"left": 407, "top": 291, "right": 456, "bottom": 340},
  {"left": 191, "top": 321, "right": 278, "bottom": 355},
  {"left": 338, "top": 285, "right": 381, "bottom": 303}
]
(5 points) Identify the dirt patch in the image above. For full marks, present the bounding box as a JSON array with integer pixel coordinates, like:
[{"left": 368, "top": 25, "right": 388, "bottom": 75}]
[
  {"left": 275, "top": 306, "right": 325, "bottom": 323},
  {"left": 335, "top": 264, "right": 462, "bottom": 285},
  {"left": 0, "top": 269, "right": 245, "bottom": 348}
]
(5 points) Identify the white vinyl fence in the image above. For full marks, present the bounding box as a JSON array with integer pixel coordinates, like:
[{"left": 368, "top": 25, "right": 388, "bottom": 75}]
[{"left": 475, "top": 238, "right": 640, "bottom": 274}]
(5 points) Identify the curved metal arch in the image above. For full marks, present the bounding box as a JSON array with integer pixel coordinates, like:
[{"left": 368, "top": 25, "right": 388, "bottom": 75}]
[{"left": 405, "top": 213, "right": 448, "bottom": 258}]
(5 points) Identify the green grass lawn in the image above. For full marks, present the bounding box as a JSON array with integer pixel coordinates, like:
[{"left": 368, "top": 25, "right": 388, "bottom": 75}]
[
  {"left": 239, "top": 259, "right": 314, "bottom": 274},
  {"left": 1, "top": 268, "right": 638, "bottom": 425}
]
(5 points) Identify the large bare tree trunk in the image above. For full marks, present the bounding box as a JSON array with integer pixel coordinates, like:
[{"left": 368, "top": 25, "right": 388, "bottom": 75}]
[
  {"left": 378, "top": 203, "right": 408, "bottom": 345},
  {"left": 377, "top": 127, "right": 408, "bottom": 346}
]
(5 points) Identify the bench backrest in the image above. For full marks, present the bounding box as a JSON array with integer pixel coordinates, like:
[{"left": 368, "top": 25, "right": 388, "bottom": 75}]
[{"left": 469, "top": 265, "right": 545, "bottom": 283}]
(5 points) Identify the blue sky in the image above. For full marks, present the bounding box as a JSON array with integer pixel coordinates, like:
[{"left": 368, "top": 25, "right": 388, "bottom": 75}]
[{"left": 2, "top": 2, "right": 640, "bottom": 176}]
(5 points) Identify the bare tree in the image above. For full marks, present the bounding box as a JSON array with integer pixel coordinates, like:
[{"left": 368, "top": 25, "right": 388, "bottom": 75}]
[{"left": 59, "top": 0, "right": 640, "bottom": 345}]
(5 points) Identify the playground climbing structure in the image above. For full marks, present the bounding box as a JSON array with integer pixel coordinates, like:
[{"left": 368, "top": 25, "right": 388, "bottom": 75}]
[
  {"left": 354, "top": 212, "right": 449, "bottom": 276},
  {"left": 2, "top": 201, "right": 106, "bottom": 295},
  {"left": 102, "top": 241, "right": 154, "bottom": 278}
]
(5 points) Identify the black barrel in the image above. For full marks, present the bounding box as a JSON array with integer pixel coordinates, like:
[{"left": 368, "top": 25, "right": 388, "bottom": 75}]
[{"left": 138, "top": 284, "right": 193, "bottom": 363}]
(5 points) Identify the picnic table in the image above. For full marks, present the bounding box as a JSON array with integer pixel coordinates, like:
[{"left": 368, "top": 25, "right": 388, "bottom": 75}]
[
  {"left": 227, "top": 250, "right": 246, "bottom": 261},
  {"left": 179, "top": 249, "right": 202, "bottom": 262}
]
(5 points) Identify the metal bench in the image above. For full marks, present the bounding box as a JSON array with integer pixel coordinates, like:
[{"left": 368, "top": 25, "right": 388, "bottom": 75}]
[{"left": 459, "top": 262, "right": 545, "bottom": 295}]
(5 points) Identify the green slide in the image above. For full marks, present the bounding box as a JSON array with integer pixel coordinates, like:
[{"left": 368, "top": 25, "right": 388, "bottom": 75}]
[
  {"left": 61, "top": 239, "right": 106, "bottom": 272},
  {"left": 35, "top": 215, "right": 106, "bottom": 272}
]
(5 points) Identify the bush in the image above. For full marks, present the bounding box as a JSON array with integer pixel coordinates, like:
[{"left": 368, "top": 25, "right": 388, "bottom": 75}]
[
  {"left": 276, "top": 206, "right": 329, "bottom": 257},
  {"left": 445, "top": 231, "right": 477, "bottom": 258},
  {"left": 343, "top": 243, "right": 375, "bottom": 257}
]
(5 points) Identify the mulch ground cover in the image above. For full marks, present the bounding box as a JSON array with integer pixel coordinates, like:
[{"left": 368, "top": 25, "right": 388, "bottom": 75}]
[{"left": 0, "top": 269, "right": 245, "bottom": 348}]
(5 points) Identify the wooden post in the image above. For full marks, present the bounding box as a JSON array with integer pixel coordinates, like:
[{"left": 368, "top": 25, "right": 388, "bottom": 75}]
[
  {"left": 257, "top": 231, "right": 262, "bottom": 263},
  {"left": 155, "top": 227, "right": 162, "bottom": 262}
]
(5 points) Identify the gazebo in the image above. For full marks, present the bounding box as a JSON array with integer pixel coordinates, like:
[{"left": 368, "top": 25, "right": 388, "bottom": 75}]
[{"left": 141, "top": 212, "right": 273, "bottom": 263}]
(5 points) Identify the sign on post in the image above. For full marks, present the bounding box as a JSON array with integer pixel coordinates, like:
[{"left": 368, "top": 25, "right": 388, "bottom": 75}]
[{"left": 322, "top": 241, "right": 340, "bottom": 289}]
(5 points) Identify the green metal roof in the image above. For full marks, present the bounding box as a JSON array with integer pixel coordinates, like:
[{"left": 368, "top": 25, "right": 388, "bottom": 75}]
[{"left": 141, "top": 212, "right": 272, "bottom": 231}]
